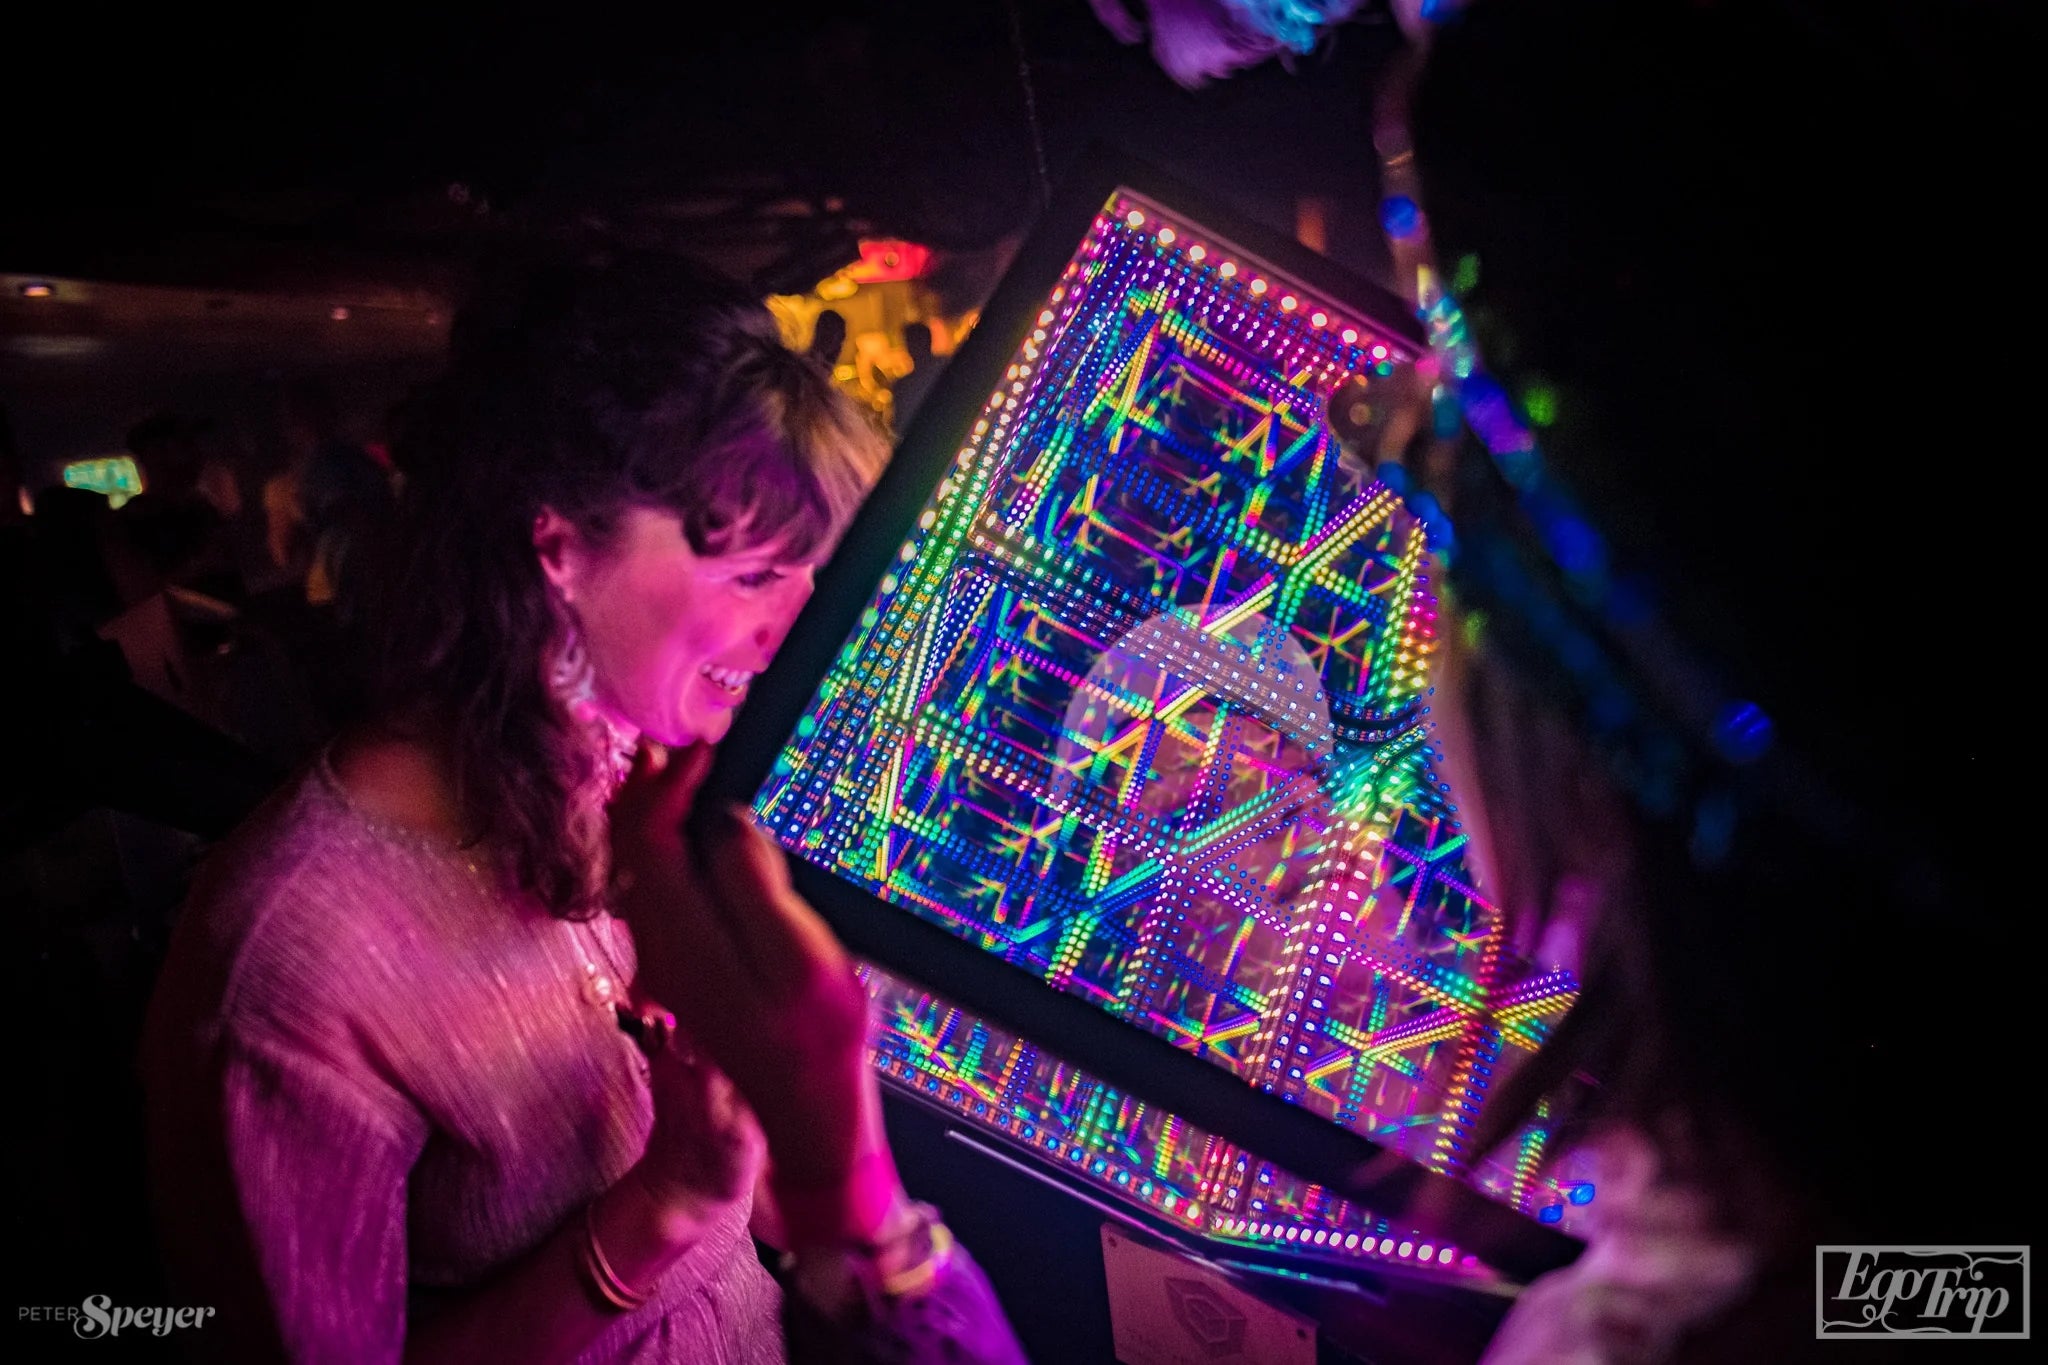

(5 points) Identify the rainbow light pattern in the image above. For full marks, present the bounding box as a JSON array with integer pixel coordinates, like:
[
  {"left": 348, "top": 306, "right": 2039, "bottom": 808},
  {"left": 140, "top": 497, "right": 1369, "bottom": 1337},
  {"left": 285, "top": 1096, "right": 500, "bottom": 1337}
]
[{"left": 756, "top": 190, "right": 1583, "bottom": 1265}]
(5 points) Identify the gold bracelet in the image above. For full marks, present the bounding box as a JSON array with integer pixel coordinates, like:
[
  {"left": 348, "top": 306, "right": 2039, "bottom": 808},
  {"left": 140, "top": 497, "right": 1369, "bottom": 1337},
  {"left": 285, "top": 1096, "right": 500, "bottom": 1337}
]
[
  {"left": 783, "top": 1201, "right": 955, "bottom": 1312},
  {"left": 877, "top": 1218, "right": 953, "bottom": 1299},
  {"left": 577, "top": 1237, "right": 638, "bottom": 1313},
  {"left": 581, "top": 1201, "right": 650, "bottom": 1312}
]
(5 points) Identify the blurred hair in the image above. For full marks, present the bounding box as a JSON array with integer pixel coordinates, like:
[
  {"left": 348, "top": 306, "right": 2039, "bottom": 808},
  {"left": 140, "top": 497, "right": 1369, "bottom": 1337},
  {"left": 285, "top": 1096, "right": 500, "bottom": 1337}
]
[
  {"left": 360, "top": 251, "right": 887, "bottom": 919},
  {"left": 1415, "top": 0, "right": 2026, "bottom": 1248},
  {"left": 1088, "top": 0, "right": 1366, "bottom": 87}
]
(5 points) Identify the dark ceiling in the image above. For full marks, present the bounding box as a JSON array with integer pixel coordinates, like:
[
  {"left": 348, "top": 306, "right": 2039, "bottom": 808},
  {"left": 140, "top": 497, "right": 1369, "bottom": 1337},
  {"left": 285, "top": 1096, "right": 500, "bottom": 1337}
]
[
  {"left": 5, "top": 1, "right": 1405, "bottom": 292},
  {"left": 2, "top": 1, "right": 1407, "bottom": 469}
]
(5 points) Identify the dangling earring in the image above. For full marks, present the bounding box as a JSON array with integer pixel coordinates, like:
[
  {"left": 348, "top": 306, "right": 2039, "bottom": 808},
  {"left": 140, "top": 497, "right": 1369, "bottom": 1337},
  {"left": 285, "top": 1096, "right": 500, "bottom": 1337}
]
[
  {"left": 547, "top": 595, "right": 635, "bottom": 792},
  {"left": 548, "top": 601, "right": 600, "bottom": 712}
]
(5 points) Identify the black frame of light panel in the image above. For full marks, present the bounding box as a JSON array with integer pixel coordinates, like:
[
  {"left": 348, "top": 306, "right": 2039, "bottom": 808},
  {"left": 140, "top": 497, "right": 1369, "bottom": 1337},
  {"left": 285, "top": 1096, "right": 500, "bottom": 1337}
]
[{"left": 703, "top": 144, "right": 1582, "bottom": 1284}]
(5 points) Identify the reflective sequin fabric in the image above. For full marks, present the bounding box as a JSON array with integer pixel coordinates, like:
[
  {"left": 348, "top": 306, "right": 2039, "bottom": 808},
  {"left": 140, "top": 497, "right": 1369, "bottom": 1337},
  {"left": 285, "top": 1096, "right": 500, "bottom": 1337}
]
[{"left": 143, "top": 753, "right": 784, "bottom": 1363}]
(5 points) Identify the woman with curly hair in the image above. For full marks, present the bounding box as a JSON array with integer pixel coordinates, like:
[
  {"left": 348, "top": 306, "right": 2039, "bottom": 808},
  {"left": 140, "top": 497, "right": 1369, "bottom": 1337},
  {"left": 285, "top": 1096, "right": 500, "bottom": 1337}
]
[{"left": 143, "top": 253, "right": 1027, "bottom": 1365}]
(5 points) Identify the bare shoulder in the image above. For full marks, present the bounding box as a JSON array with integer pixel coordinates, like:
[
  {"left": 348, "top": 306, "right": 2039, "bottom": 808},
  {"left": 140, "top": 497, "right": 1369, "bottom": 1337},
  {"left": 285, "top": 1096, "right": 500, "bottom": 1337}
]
[{"left": 326, "top": 727, "right": 467, "bottom": 844}]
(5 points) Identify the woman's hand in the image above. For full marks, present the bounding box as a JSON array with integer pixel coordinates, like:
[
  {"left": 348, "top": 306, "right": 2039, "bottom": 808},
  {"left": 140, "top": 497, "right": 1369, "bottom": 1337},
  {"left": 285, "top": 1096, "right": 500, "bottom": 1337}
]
[
  {"left": 609, "top": 742, "right": 904, "bottom": 1248},
  {"left": 1480, "top": 1130, "right": 1756, "bottom": 1364},
  {"left": 631, "top": 1045, "right": 760, "bottom": 1228}
]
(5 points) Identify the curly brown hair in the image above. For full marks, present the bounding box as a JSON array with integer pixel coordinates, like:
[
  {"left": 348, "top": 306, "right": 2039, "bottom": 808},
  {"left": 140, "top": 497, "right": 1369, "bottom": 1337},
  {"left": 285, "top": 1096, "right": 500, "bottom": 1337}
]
[{"left": 364, "top": 252, "right": 886, "bottom": 919}]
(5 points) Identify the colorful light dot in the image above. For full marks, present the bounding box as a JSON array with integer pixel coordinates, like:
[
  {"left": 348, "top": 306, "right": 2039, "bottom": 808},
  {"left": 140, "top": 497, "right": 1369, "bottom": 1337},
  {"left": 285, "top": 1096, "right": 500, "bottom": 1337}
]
[{"left": 1380, "top": 195, "right": 1422, "bottom": 239}]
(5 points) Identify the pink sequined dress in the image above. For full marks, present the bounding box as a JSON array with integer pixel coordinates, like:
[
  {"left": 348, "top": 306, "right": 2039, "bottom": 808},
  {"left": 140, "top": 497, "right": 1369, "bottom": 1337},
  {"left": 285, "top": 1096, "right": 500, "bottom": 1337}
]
[{"left": 144, "top": 753, "right": 1020, "bottom": 1364}]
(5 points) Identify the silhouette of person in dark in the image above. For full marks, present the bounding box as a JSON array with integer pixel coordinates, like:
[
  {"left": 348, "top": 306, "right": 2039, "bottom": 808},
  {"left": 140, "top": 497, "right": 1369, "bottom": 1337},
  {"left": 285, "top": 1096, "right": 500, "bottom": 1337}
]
[
  {"left": 892, "top": 320, "right": 941, "bottom": 433},
  {"left": 262, "top": 378, "right": 394, "bottom": 607},
  {"left": 118, "top": 413, "right": 239, "bottom": 603},
  {"left": 1392, "top": 3, "right": 2031, "bottom": 1357},
  {"left": 2, "top": 412, "right": 280, "bottom": 1338},
  {"left": 808, "top": 307, "right": 848, "bottom": 371}
]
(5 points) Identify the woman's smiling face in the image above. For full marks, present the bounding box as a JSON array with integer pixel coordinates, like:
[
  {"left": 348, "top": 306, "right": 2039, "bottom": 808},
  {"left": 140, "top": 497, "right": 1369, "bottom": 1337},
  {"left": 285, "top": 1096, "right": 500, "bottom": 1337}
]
[{"left": 541, "top": 505, "right": 819, "bottom": 747}]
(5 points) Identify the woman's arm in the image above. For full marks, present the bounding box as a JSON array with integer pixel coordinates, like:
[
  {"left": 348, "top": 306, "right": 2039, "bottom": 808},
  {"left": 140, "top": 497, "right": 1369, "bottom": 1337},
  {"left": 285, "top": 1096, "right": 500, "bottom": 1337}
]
[
  {"left": 612, "top": 743, "right": 1031, "bottom": 1363},
  {"left": 405, "top": 1162, "right": 715, "bottom": 1364},
  {"left": 746, "top": 1113, "right": 1029, "bottom": 1365},
  {"left": 191, "top": 1023, "right": 752, "bottom": 1365},
  {"left": 1478, "top": 1130, "right": 1755, "bottom": 1364},
  {"left": 405, "top": 1048, "right": 756, "bottom": 1365}
]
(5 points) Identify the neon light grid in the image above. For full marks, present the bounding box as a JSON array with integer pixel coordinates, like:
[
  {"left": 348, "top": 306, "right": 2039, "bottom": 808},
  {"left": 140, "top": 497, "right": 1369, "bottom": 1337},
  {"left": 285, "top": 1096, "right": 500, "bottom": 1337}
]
[{"left": 756, "top": 190, "right": 1581, "bottom": 1261}]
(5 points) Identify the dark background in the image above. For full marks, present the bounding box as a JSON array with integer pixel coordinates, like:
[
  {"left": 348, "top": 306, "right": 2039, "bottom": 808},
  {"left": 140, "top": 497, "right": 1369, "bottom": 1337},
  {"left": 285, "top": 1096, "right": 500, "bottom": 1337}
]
[{"left": 4, "top": 0, "right": 1405, "bottom": 471}]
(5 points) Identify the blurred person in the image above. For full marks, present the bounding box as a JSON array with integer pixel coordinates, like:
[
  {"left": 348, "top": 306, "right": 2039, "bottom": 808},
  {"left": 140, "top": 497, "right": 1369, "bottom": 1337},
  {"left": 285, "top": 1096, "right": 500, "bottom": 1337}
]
[
  {"left": 807, "top": 307, "right": 848, "bottom": 372},
  {"left": 3, "top": 410, "right": 282, "bottom": 1347},
  {"left": 889, "top": 321, "right": 939, "bottom": 434},
  {"left": 1098, "top": 0, "right": 2026, "bottom": 1353},
  {"left": 125, "top": 411, "right": 206, "bottom": 500},
  {"left": 3, "top": 479, "right": 279, "bottom": 852},
  {"left": 1387, "top": 2, "right": 2030, "bottom": 1359},
  {"left": 192, "top": 433, "right": 245, "bottom": 520},
  {"left": 239, "top": 380, "right": 401, "bottom": 741},
  {"left": 194, "top": 414, "right": 292, "bottom": 594},
  {"left": 84, "top": 411, "right": 326, "bottom": 759},
  {"left": 143, "top": 253, "right": 1027, "bottom": 1365},
  {"left": 262, "top": 376, "right": 396, "bottom": 606},
  {"left": 1088, "top": 0, "right": 1366, "bottom": 87},
  {"left": 118, "top": 412, "right": 240, "bottom": 603}
]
